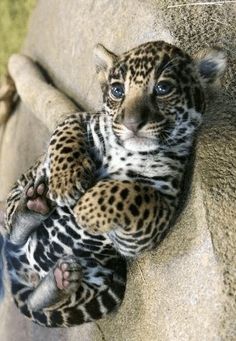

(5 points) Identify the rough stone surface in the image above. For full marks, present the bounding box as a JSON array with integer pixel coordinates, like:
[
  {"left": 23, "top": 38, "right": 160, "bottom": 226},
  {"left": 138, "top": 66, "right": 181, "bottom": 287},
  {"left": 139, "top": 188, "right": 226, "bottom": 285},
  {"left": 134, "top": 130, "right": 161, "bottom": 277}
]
[{"left": 0, "top": 1, "right": 236, "bottom": 340}]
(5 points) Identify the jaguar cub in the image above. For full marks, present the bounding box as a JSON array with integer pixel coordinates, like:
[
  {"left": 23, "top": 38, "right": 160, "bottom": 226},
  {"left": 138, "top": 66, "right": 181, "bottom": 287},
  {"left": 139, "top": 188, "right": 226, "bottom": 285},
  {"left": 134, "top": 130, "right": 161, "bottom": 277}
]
[{"left": 4, "top": 41, "right": 225, "bottom": 327}]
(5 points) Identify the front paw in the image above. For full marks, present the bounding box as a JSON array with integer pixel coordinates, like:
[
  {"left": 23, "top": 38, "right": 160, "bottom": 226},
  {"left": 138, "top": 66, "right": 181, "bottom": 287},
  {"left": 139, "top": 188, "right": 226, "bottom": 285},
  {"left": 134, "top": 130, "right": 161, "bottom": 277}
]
[{"left": 48, "top": 157, "right": 95, "bottom": 207}]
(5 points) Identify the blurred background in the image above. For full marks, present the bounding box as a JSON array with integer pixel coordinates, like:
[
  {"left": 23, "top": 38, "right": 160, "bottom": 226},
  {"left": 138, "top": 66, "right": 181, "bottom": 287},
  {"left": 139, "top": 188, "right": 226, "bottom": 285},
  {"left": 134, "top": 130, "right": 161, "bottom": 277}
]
[{"left": 0, "top": 0, "right": 35, "bottom": 76}]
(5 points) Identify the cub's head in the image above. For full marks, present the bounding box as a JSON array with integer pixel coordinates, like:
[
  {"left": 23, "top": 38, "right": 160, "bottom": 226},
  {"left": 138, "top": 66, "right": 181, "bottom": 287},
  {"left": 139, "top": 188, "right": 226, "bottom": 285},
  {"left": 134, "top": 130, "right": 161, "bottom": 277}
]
[{"left": 94, "top": 41, "right": 226, "bottom": 152}]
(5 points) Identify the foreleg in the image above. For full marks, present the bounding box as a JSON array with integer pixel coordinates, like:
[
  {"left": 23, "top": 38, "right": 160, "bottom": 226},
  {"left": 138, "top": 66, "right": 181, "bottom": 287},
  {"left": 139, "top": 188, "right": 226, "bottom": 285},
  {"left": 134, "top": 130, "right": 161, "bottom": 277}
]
[
  {"left": 74, "top": 179, "right": 173, "bottom": 256},
  {"left": 43, "top": 114, "right": 96, "bottom": 207}
]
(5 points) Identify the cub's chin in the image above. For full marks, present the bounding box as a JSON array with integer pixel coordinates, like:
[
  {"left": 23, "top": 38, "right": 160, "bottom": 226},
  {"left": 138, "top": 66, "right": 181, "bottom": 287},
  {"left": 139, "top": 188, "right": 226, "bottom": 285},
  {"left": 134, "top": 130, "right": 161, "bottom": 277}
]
[{"left": 123, "top": 137, "right": 158, "bottom": 152}]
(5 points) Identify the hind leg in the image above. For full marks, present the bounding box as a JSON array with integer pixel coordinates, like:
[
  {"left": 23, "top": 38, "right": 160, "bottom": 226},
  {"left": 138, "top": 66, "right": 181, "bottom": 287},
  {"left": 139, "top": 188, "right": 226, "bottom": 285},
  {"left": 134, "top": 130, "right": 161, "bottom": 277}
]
[
  {"left": 28, "top": 256, "right": 82, "bottom": 311},
  {"left": 10, "top": 176, "right": 55, "bottom": 244}
]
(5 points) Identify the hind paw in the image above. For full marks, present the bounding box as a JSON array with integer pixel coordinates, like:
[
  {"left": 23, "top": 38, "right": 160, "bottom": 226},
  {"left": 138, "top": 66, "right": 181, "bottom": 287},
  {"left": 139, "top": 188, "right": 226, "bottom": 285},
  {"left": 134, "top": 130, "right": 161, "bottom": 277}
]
[
  {"left": 25, "top": 178, "right": 53, "bottom": 216},
  {"left": 54, "top": 256, "right": 82, "bottom": 294}
]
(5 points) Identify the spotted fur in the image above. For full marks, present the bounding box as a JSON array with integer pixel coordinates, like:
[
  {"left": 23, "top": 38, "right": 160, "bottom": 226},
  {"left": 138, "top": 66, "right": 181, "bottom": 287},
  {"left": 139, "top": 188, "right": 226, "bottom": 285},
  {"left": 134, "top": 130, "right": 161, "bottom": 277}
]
[{"left": 4, "top": 41, "right": 225, "bottom": 326}]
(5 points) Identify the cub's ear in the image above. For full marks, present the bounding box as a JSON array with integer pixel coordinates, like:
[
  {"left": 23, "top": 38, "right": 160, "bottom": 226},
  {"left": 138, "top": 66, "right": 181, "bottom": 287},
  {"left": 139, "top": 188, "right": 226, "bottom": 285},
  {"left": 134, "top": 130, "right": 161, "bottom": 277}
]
[
  {"left": 194, "top": 47, "right": 227, "bottom": 85},
  {"left": 94, "top": 44, "right": 118, "bottom": 86}
]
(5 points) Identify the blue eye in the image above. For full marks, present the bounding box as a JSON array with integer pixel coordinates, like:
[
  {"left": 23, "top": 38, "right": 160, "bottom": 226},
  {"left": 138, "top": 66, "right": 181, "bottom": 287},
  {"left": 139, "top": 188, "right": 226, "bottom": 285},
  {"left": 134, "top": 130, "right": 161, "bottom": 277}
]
[
  {"left": 154, "top": 81, "right": 173, "bottom": 96},
  {"left": 110, "top": 83, "right": 125, "bottom": 99}
]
